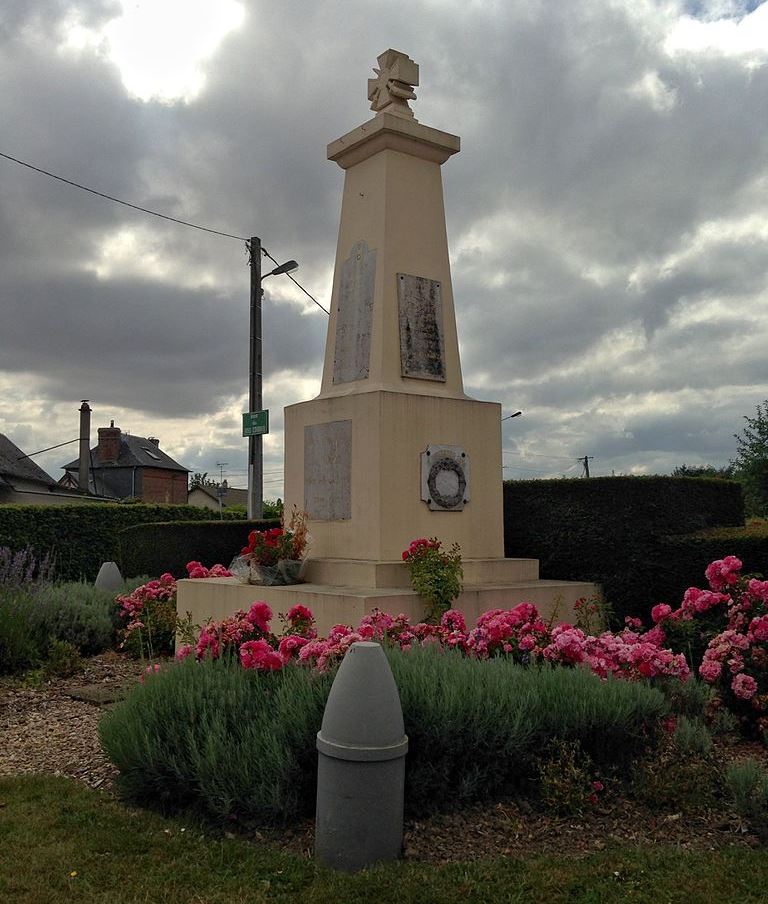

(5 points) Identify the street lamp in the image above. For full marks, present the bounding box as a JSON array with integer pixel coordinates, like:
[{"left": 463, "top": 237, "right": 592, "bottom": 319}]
[
  {"left": 501, "top": 411, "right": 523, "bottom": 421},
  {"left": 247, "top": 236, "right": 299, "bottom": 521}
]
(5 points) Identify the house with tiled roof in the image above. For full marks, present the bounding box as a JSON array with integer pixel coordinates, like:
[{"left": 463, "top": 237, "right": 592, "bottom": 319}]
[
  {"left": 62, "top": 421, "right": 189, "bottom": 504},
  {"left": 187, "top": 483, "right": 248, "bottom": 512},
  {"left": 0, "top": 433, "right": 94, "bottom": 505}
]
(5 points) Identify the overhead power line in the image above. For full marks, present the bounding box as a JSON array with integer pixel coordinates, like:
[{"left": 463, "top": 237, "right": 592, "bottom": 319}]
[
  {"left": 502, "top": 449, "right": 576, "bottom": 461},
  {"left": 0, "top": 149, "right": 328, "bottom": 314},
  {"left": 0, "top": 150, "right": 247, "bottom": 241}
]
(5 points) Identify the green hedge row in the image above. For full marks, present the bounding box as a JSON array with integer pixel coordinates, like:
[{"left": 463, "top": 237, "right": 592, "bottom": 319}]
[
  {"left": 504, "top": 476, "right": 747, "bottom": 622},
  {"left": 647, "top": 523, "right": 768, "bottom": 607},
  {"left": 118, "top": 519, "right": 280, "bottom": 579},
  {"left": 0, "top": 504, "right": 239, "bottom": 582}
]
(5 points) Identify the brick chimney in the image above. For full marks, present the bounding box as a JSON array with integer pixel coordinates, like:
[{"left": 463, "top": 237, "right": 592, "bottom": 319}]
[{"left": 97, "top": 420, "right": 121, "bottom": 464}]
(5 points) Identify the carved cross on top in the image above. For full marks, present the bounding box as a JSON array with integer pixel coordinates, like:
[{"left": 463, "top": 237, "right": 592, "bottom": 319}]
[{"left": 367, "top": 49, "right": 419, "bottom": 118}]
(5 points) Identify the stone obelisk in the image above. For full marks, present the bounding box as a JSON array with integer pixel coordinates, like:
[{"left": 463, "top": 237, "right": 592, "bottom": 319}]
[
  {"left": 176, "top": 51, "right": 596, "bottom": 636},
  {"left": 284, "top": 49, "right": 505, "bottom": 565}
]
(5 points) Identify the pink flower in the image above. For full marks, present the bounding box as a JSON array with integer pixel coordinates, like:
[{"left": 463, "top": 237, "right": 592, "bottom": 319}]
[
  {"left": 643, "top": 625, "right": 666, "bottom": 647},
  {"left": 732, "top": 673, "right": 758, "bottom": 701},
  {"left": 245, "top": 602, "right": 272, "bottom": 633},
  {"left": 748, "top": 579, "right": 768, "bottom": 603},
  {"left": 651, "top": 604, "right": 672, "bottom": 624},
  {"left": 699, "top": 659, "right": 722, "bottom": 683},
  {"left": 175, "top": 643, "right": 193, "bottom": 661},
  {"left": 440, "top": 609, "right": 467, "bottom": 633},
  {"left": 749, "top": 615, "right": 768, "bottom": 643},
  {"left": 239, "top": 639, "right": 283, "bottom": 671},
  {"left": 287, "top": 604, "right": 313, "bottom": 623},
  {"left": 277, "top": 634, "right": 310, "bottom": 661},
  {"left": 705, "top": 556, "right": 742, "bottom": 592}
]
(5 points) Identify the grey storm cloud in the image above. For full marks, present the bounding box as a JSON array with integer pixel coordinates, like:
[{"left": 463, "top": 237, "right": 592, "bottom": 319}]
[{"left": 1, "top": 0, "right": 767, "bottom": 484}]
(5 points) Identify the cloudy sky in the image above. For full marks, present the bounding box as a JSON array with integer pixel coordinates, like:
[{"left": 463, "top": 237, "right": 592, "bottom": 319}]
[{"left": 1, "top": 0, "right": 767, "bottom": 496}]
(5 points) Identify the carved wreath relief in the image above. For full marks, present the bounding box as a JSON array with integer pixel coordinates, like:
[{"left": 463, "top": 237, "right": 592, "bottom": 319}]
[{"left": 421, "top": 445, "right": 470, "bottom": 511}]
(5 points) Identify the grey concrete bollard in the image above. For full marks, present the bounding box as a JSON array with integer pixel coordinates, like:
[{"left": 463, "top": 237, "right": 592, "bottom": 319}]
[
  {"left": 315, "top": 641, "right": 408, "bottom": 872},
  {"left": 94, "top": 561, "right": 123, "bottom": 592}
]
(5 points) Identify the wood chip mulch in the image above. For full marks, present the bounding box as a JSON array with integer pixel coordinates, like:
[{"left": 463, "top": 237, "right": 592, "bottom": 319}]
[{"left": 1, "top": 652, "right": 766, "bottom": 863}]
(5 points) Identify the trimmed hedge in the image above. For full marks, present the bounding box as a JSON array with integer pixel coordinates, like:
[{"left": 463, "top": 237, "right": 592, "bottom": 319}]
[
  {"left": 118, "top": 519, "right": 281, "bottom": 578},
  {"left": 504, "top": 476, "right": 746, "bottom": 623},
  {"left": 0, "top": 504, "right": 237, "bottom": 582},
  {"left": 648, "top": 523, "right": 768, "bottom": 607}
]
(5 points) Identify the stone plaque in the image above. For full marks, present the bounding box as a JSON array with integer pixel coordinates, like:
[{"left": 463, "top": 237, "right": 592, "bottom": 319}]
[
  {"left": 304, "top": 420, "right": 352, "bottom": 520},
  {"left": 397, "top": 273, "right": 446, "bottom": 381},
  {"left": 333, "top": 241, "right": 376, "bottom": 384},
  {"left": 420, "top": 445, "right": 469, "bottom": 511}
]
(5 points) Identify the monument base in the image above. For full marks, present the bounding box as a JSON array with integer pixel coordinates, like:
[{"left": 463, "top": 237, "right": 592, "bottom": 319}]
[{"left": 176, "top": 559, "right": 598, "bottom": 638}]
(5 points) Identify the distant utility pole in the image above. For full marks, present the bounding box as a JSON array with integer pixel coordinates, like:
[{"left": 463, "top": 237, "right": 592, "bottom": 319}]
[
  {"left": 216, "top": 461, "right": 228, "bottom": 520},
  {"left": 578, "top": 455, "right": 594, "bottom": 478}
]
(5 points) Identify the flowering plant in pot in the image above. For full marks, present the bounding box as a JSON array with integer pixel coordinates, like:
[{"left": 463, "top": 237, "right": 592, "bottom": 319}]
[{"left": 238, "top": 507, "right": 309, "bottom": 585}]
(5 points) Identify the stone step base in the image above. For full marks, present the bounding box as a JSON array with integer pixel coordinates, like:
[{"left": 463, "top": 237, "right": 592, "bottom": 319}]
[
  {"left": 177, "top": 576, "right": 598, "bottom": 639},
  {"left": 303, "top": 556, "right": 540, "bottom": 589}
]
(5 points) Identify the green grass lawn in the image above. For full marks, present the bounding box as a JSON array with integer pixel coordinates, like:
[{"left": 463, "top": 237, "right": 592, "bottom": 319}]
[{"left": 1, "top": 775, "right": 767, "bottom": 904}]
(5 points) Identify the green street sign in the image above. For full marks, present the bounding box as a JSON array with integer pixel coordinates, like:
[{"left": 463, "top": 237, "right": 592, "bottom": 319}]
[{"left": 242, "top": 410, "right": 269, "bottom": 436}]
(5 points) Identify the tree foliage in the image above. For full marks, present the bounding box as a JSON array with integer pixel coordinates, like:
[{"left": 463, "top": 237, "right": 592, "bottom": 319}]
[
  {"left": 188, "top": 472, "right": 217, "bottom": 490},
  {"left": 732, "top": 400, "right": 768, "bottom": 517},
  {"left": 672, "top": 463, "right": 734, "bottom": 479}
]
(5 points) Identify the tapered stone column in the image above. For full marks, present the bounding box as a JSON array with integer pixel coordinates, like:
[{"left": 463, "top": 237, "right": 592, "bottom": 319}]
[{"left": 284, "top": 50, "right": 504, "bottom": 562}]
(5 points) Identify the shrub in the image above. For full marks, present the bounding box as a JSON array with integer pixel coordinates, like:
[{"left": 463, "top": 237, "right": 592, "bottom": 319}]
[
  {"left": 0, "top": 504, "right": 239, "bottom": 582},
  {"left": 0, "top": 546, "right": 56, "bottom": 588},
  {"left": 0, "top": 587, "right": 44, "bottom": 674},
  {"left": 101, "top": 644, "right": 667, "bottom": 823},
  {"left": 42, "top": 639, "right": 83, "bottom": 679},
  {"left": 537, "top": 739, "right": 603, "bottom": 816},
  {"left": 726, "top": 760, "right": 768, "bottom": 840},
  {"left": 100, "top": 656, "right": 332, "bottom": 823},
  {"left": 503, "top": 476, "right": 745, "bottom": 623},
  {"left": 0, "top": 578, "right": 137, "bottom": 674},
  {"left": 402, "top": 537, "right": 463, "bottom": 623},
  {"left": 28, "top": 582, "right": 119, "bottom": 656},
  {"left": 118, "top": 519, "right": 280, "bottom": 579},
  {"left": 658, "top": 676, "right": 713, "bottom": 720},
  {"left": 672, "top": 715, "right": 713, "bottom": 757}
]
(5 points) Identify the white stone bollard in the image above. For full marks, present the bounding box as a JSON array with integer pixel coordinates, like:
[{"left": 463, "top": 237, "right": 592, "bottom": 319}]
[
  {"left": 315, "top": 641, "right": 408, "bottom": 872},
  {"left": 94, "top": 561, "right": 123, "bottom": 591}
]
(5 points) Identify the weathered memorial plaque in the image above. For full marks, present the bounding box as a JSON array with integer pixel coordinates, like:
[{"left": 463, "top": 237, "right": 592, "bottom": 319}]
[
  {"left": 333, "top": 241, "right": 376, "bottom": 384},
  {"left": 304, "top": 420, "right": 352, "bottom": 520},
  {"left": 397, "top": 273, "right": 446, "bottom": 381}
]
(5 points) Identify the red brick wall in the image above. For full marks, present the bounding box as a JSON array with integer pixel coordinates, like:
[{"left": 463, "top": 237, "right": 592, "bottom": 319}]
[{"left": 141, "top": 469, "right": 188, "bottom": 504}]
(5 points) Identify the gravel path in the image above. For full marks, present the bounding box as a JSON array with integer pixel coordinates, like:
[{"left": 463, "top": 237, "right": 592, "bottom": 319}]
[{"left": 0, "top": 652, "right": 145, "bottom": 792}]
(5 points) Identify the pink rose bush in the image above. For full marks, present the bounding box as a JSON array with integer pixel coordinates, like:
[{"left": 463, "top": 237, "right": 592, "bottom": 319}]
[
  {"left": 157, "top": 554, "right": 768, "bottom": 737},
  {"left": 643, "top": 555, "right": 768, "bottom": 736},
  {"left": 117, "top": 561, "right": 231, "bottom": 657},
  {"left": 182, "top": 598, "right": 690, "bottom": 685}
]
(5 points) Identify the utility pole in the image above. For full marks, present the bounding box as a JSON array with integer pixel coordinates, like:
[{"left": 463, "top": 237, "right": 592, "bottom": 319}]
[
  {"left": 578, "top": 455, "right": 594, "bottom": 478},
  {"left": 247, "top": 236, "right": 263, "bottom": 521},
  {"left": 245, "top": 239, "right": 298, "bottom": 522}
]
